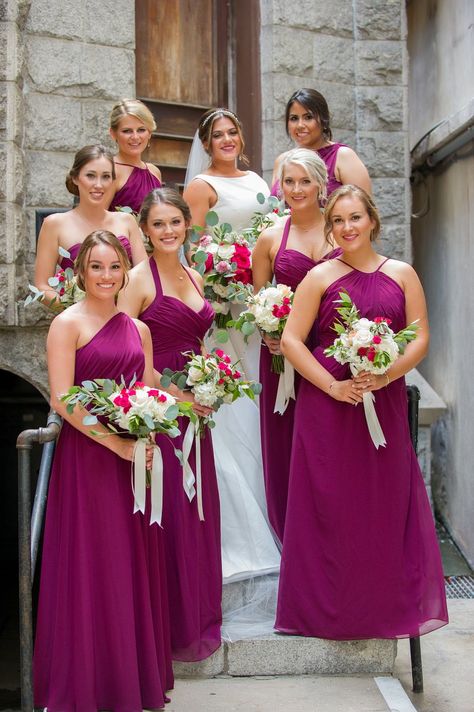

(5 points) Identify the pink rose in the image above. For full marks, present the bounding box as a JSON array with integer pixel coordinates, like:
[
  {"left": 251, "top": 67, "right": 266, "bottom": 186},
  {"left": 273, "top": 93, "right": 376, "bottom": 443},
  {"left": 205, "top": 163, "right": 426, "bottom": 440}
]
[
  {"left": 372, "top": 335, "right": 381, "bottom": 344},
  {"left": 216, "top": 260, "right": 231, "bottom": 274}
]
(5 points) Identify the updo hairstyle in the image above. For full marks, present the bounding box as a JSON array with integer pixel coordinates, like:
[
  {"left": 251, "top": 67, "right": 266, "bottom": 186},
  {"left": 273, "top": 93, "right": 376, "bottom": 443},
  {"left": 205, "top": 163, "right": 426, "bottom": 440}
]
[
  {"left": 324, "top": 185, "right": 381, "bottom": 243},
  {"left": 279, "top": 147, "right": 328, "bottom": 204},
  {"left": 285, "top": 88, "right": 333, "bottom": 141},
  {"left": 109, "top": 99, "right": 156, "bottom": 133},
  {"left": 65, "top": 145, "right": 115, "bottom": 197},
  {"left": 197, "top": 108, "right": 249, "bottom": 166},
  {"left": 75, "top": 230, "right": 130, "bottom": 291}
]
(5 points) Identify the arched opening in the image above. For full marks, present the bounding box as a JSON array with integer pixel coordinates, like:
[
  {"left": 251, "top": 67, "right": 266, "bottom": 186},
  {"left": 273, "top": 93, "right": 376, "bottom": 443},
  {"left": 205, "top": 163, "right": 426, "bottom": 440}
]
[{"left": 0, "top": 370, "right": 49, "bottom": 705}]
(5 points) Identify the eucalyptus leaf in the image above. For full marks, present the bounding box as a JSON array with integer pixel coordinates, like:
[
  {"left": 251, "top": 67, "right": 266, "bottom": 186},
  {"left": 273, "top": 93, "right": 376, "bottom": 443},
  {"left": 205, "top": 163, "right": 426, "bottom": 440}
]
[
  {"left": 215, "top": 329, "right": 229, "bottom": 343},
  {"left": 241, "top": 321, "right": 256, "bottom": 336},
  {"left": 143, "top": 413, "right": 155, "bottom": 430},
  {"left": 165, "top": 404, "right": 179, "bottom": 420},
  {"left": 256, "top": 192, "right": 266, "bottom": 205},
  {"left": 160, "top": 374, "right": 172, "bottom": 388},
  {"left": 177, "top": 374, "right": 188, "bottom": 391},
  {"left": 58, "top": 245, "right": 71, "bottom": 258},
  {"left": 205, "top": 211, "right": 219, "bottom": 227},
  {"left": 83, "top": 414, "right": 98, "bottom": 426},
  {"left": 81, "top": 380, "right": 96, "bottom": 391},
  {"left": 193, "top": 250, "right": 208, "bottom": 265},
  {"left": 48, "top": 277, "right": 60, "bottom": 288}
]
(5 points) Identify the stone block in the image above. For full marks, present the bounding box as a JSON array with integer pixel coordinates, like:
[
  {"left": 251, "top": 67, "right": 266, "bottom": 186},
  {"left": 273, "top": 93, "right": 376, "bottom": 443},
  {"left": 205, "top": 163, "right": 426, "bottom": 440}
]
[
  {"left": 356, "top": 86, "right": 404, "bottom": 131},
  {"left": 372, "top": 177, "right": 409, "bottom": 224},
  {"left": 0, "top": 81, "right": 24, "bottom": 143},
  {"left": 0, "top": 81, "right": 6, "bottom": 133},
  {"left": 378, "top": 224, "right": 409, "bottom": 261},
  {"left": 260, "top": 26, "right": 273, "bottom": 75},
  {"left": 357, "top": 131, "right": 406, "bottom": 177},
  {"left": 25, "top": 93, "right": 83, "bottom": 151},
  {"left": 173, "top": 645, "right": 224, "bottom": 678},
  {"left": 355, "top": 40, "right": 403, "bottom": 85},
  {"left": 0, "top": 141, "right": 24, "bottom": 203},
  {"left": 0, "top": 21, "right": 24, "bottom": 82},
  {"left": 222, "top": 580, "right": 245, "bottom": 616},
  {"left": 226, "top": 634, "right": 396, "bottom": 676},
  {"left": 0, "top": 0, "right": 30, "bottom": 25},
  {"left": 272, "top": 0, "right": 354, "bottom": 38},
  {"left": 82, "top": 99, "right": 119, "bottom": 146},
  {"left": 0, "top": 202, "right": 26, "bottom": 263},
  {"left": 26, "top": 36, "right": 135, "bottom": 99},
  {"left": 313, "top": 35, "right": 355, "bottom": 85},
  {"left": 26, "top": 0, "right": 81, "bottom": 39},
  {"left": 272, "top": 27, "right": 314, "bottom": 76},
  {"left": 0, "top": 264, "right": 13, "bottom": 323},
  {"left": 333, "top": 129, "right": 356, "bottom": 148},
  {"left": 0, "top": 325, "right": 50, "bottom": 393},
  {"left": 26, "top": 150, "right": 74, "bottom": 207},
  {"left": 354, "top": 0, "right": 403, "bottom": 40}
]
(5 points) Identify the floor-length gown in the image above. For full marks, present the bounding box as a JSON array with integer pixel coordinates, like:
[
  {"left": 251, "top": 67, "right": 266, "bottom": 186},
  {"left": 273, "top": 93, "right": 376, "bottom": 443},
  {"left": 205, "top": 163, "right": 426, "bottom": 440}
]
[
  {"left": 139, "top": 258, "right": 222, "bottom": 660},
  {"left": 60, "top": 235, "right": 133, "bottom": 268},
  {"left": 276, "top": 259, "right": 448, "bottom": 639},
  {"left": 34, "top": 313, "right": 173, "bottom": 711},
  {"left": 271, "top": 143, "right": 344, "bottom": 200},
  {"left": 109, "top": 162, "right": 161, "bottom": 213},
  {"left": 192, "top": 172, "right": 280, "bottom": 583},
  {"left": 259, "top": 218, "right": 341, "bottom": 544}
]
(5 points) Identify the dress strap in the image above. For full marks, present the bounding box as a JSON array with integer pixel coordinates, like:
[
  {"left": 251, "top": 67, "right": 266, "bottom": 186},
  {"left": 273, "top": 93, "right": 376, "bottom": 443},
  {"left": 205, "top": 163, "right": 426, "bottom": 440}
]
[
  {"left": 149, "top": 256, "right": 163, "bottom": 297},
  {"left": 275, "top": 217, "right": 291, "bottom": 260},
  {"left": 375, "top": 257, "right": 391, "bottom": 271},
  {"left": 183, "top": 266, "right": 205, "bottom": 298}
]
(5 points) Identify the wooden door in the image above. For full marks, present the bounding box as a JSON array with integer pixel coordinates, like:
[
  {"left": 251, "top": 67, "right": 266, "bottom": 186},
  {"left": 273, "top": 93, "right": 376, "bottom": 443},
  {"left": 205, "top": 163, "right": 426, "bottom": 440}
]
[{"left": 135, "top": 0, "right": 229, "bottom": 186}]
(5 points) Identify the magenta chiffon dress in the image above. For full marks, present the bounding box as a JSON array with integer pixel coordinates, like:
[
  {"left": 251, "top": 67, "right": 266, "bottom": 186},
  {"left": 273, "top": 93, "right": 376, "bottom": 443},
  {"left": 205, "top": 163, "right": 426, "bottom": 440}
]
[
  {"left": 60, "top": 235, "right": 132, "bottom": 269},
  {"left": 259, "top": 218, "right": 341, "bottom": 544},
  {"left": 271, "top": 143, "right": 344, "bottom": 200},
  {"left": 139, "top": 258, "right": 222, "bottom": 661},
  {"left": 276, "top": 259, "right": 448, "bottom": 639},
  {"left": 109, "top": 163, "right": 161, "bottom": 214},
  {"left": 33, "top": 313, "right": 173, "bottom": 712}
]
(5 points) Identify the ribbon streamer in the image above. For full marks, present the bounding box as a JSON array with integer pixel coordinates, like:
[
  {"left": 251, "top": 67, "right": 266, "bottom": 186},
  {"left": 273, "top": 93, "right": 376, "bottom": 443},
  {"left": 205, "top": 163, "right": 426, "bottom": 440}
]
[
  {"left": 350, "top": 365, "right": 387, "bottom": 449},
  {"left": 131, "top": 437, "right": 163, "bottom": 526},
  {"left": 181, "top": 420, "right": 205, "bottom": 521},
  {"left": 274, "top": 358, "right": 295, "bottom": 415}
]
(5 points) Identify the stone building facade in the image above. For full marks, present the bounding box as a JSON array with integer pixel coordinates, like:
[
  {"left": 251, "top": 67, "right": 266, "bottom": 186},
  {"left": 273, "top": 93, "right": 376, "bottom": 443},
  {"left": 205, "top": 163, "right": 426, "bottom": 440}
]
[{"left": 0, "top": 0, "right": 411, "bottom": 400}]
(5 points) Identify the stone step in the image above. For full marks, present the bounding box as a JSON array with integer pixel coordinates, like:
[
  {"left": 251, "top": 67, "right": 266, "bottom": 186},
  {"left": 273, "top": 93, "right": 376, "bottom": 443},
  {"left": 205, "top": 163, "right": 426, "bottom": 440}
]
[{"left": 173, "top": 635, "right": 397, "bottom": 678}]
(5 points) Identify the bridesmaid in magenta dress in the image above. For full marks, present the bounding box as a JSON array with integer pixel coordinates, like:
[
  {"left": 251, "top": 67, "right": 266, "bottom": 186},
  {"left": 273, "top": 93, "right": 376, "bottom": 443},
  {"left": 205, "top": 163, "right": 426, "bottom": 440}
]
[
  {"left": 253, "top": 148, "right": 340, "bottom": 544},
  {"left": 34, "top": 144, "right": 146, "bottom": 306},
  {"left": 276, "top": 186, "right": 448, "bottom": 639},
  {"left": 109, "top": 99, "right": 162, "bottom": 213},
  {"left": 34, "top": 231, "right": 173, "bottom": 711},
  {"left": 270, "top": 88, "right": 371, "bottom": 201},
  {"left": 118, "top": 187, "right": 222, "bottom": 661}
]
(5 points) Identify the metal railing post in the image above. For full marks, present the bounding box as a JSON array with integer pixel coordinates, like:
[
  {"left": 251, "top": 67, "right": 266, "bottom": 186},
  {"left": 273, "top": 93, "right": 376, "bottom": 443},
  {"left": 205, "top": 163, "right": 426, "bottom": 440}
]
[{"left": 16, "top": 412, "right": 61, "bottom": 712}]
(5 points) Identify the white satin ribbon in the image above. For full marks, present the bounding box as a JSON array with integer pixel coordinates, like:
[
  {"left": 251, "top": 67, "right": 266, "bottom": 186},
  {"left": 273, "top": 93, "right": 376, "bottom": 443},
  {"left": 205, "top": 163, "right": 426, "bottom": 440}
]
[
  {"left": 274, "top": 358, "right": 295, "bottom": 415},
  {"left": 182, "top": 420, "right": 205, "bottom": 521},
  {"left": 131, "top": 438, "right": 163, "bottom": 526},
  {"left": 350, "top": 365, "right": 387, "bottom": 449}
]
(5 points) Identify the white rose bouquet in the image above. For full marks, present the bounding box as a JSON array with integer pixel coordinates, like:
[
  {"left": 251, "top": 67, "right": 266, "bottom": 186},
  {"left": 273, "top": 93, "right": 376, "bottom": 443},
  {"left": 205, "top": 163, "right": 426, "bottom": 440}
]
[
  {"left": 324, "top": 290, "right": 419, "bottom": 448},
  {"left": 61, "top": 376, "right": 194, "bottom": 525},
  {"left": 250, "top": 193, "right": 291, "bottom": 239}
]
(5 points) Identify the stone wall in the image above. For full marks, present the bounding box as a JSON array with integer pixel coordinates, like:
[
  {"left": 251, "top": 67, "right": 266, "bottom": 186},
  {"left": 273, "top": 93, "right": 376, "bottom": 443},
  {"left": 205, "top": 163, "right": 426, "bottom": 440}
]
[
  {"left": 0, "top": 0, "right": 135, "bottom": 395},
  {"left": 260, "top": 0, "right": 411, "bottom": 262}
]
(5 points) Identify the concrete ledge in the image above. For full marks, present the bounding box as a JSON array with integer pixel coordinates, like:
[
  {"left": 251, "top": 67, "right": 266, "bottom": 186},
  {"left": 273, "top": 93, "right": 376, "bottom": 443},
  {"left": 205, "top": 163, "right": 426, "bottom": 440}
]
[
  {"left": 406, "top": 368, "right": 447, "bottom": 425},
  {"left": 173, "top": 635, "right": 396, "bottom": 679}
]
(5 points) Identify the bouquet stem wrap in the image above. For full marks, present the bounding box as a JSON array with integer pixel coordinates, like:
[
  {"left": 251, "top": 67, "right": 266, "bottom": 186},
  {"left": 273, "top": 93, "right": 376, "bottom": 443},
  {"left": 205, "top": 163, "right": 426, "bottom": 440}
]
[
  {"left": 350, "top": 365, "right": 386, "bottom": 450},
  {"left": 274, "top": 358, "right": 295, "bottom": 415},
  {"left": 132, "top": 437, "right": 163, "bottom": 526},
  {"left": 182, "top": 420, "right": 205, "bottom": 521}
]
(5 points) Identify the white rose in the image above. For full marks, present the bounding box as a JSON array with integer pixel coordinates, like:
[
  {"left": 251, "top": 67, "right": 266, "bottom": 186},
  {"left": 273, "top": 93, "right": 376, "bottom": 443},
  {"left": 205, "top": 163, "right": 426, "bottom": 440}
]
[
  {"left": 187, "top": 366, "right": 203, "bottom": 385},
  {"left": 352, "top": 328, "right": 373, "bottom": 347},
  {"left": 212, "top": 284, "right": 230, "bottom": 299},
  {"left": 216, "top": 244, "right": 235, "bottom": 261}
]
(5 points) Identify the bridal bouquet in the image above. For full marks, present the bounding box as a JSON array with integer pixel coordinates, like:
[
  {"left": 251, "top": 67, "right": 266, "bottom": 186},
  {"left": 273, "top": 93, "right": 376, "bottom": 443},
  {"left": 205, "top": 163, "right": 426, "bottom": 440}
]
[
  {"left": 160, "top": 349, "right": 261, "bottom": 520},
  {"left": 61, "top": 376, "right": 194, "bottom": 525},
  {"left": 191, "top": 212, "right": 253, "bottom": 328},
  {"left": 250, "top": 193, "right": 291, "bottom": 239},
  {"left": 324, "top": 290, "right": 419, "bottom": 448},
  {"left": 25, "top": 247, "right": 85, "bottom": 312}
]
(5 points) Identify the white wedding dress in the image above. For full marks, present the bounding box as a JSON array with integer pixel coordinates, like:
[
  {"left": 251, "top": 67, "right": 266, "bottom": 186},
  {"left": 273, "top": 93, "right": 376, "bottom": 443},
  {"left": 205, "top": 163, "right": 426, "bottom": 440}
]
[{"left": 191, "top": 172, "right": 281, "bottom": 586}]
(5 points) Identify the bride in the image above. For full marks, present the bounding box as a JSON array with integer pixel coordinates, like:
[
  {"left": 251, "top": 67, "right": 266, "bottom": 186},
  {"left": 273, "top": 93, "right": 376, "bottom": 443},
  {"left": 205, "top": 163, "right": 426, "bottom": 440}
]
[{"left": 184, "top": 108, "right": 280, "bottom": 589}]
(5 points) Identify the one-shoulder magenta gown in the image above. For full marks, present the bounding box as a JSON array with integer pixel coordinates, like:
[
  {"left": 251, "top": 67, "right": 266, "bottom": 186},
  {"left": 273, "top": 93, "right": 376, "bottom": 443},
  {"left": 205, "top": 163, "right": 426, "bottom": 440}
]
[
  {"left": 34, "top": 313, "right": 173, "bottom": 712},
  {"left": 259, "top": 218, "right": 341, "bottom": 543},
  {"left": 140, "top": 258, "right": 222, "bottom": 661},
  {"left": 276, "top": 259, "right": 448, "bottom": 639}
]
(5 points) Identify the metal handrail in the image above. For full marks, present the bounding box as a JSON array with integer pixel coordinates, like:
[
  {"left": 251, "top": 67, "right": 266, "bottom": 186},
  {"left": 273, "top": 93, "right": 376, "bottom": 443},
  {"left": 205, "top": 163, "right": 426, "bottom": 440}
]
[{"left": 16, "top": 410, "right": 61, "bottom": 712}]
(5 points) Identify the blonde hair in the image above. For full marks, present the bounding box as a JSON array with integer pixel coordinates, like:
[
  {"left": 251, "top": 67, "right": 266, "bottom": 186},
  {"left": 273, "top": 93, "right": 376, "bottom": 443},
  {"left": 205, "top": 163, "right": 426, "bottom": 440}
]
[
  {"left": 109, "top": 99, "right": 156, "bottom": 133},
  {"left": 279, "top": 148, "right": 328, "bottom": 203},
  {"left": 75, "top": 230, "right": 130, "bottom": 292},
  {"left": 198, "top": 108, "right": 249, "bottom": 166},
  {"left": 324, "top": 185, "right": 381, "bottom": 243},
  {"left": 65, "top": 145, "right": 115, "bottom": 197}
]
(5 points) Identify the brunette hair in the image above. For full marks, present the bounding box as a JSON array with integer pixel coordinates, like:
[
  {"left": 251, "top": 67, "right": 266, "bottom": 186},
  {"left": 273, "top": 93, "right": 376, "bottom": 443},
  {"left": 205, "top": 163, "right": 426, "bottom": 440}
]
[
  {"left": 139, "top": 187, "right": 192, "bottom": 231},
  {"left": 324, "top": 185, "right": 381, "bottom": 243},
  {"left": 109, "top": 99, "right": 156, "bottom": 133},
  {"left": 75, "top": 230, "right": 130, "bottom": 292},
  {"left": 285, "top": 88, "right": 332, "bottom": 141},
  {"left": 278, "top": 148, "right": 328, "bottom": 204},
  {"left": 65, "top": 145, "right": 115, "bottom": 197},
  {"left": 197, "top": 108, "right": 249, "bottom": 166}
]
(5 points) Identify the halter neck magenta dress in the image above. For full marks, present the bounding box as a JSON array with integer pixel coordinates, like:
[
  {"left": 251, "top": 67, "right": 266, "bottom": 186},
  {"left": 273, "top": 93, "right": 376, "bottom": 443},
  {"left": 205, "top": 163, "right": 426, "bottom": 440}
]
[
  {"left": 271, "top": 143, "right": 345, "bottom": 200},
  {"left": 34, "top": 313, "right": 173, "bottom": 711},
  {"left": 259, "top": 218, "right": 341, "bottom": 543},
  {"left": 109, "top": 163, "right": 161, "bottom": 214},
  {"left": 60, "top": 235, "right": 132, "bottom": 269},
  {"left": 276, "top": 260, "right": 448, "bottom": 639},
  {"left": 139, "top": 258, "right": 222, "bottom": 661}
]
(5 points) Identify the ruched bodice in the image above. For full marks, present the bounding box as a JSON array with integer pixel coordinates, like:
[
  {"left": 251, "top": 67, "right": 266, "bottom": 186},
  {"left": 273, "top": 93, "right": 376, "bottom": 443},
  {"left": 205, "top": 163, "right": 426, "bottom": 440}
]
[
  {"left": 109, "top": 163, "right": 161, "bottom": 214},
  {"left": 59, "top": 235, "right": 132, "bottom": 270}
]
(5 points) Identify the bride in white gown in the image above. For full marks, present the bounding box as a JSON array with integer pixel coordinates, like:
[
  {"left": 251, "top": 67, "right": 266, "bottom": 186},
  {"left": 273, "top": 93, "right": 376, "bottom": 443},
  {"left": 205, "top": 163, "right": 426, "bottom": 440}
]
[{"left": 184, "top": 109, "right": 280, "bottom": 592}]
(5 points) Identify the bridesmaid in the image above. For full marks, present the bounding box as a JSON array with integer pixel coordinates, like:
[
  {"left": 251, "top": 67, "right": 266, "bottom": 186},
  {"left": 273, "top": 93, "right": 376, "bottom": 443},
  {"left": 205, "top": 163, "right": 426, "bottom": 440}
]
[
  {"left": 108, "top": 98, "right": 162, "bottom": 213},
  {"left": 117, "top": 188, "right": 222, "bottom": 661},
  {"left": 271, "top": 88, "right": 371, "bottom": 199},
  {"left": 252, "top": 148, "right": 340, "bottom": 544},
  {"left": 183, "top": 108, "right": 280, "bottom": 587},
  {"left": 34, "top": 230, "right": 173, "bottom": 711},
  {"left": 34, "top": 144, "right": 146, "bottom": 305},
  {"left": 276, "top": 185, "right": 448, "bottom": 639}
]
